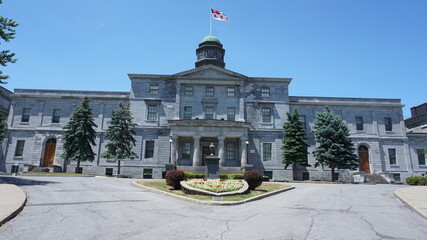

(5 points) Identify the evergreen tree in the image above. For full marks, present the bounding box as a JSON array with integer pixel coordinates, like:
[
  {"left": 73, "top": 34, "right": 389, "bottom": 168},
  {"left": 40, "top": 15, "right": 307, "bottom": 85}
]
[
  {"left": 62, "top": 97, "right": 97, "bottom": 173},
  {"left": 0, "top": 0, "right": 19, "bottom": 83},
  {"left": 281, "top": 109, "right": 310, "bottom": 180},
  {"left": 101, "top": 102, "right": 137, "bottom": 175},
  {"left": 312, "top": 107, "right": 358, "bottom": 181}
]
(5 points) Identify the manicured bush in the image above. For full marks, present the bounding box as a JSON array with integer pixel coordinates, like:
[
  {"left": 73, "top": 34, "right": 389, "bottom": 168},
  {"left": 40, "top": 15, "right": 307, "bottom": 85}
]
[
  {"left": 406, "top": 176, "right": 427, "bottom": 185},
  {"left": 244, "top": 171, "right": 263, "bottom": 190},
  {"left": 219, "top": 174, "right": 228, "bottom": 179},
  {"left": 185, "top": 172, "right": 205, "bottom": 179},
  {"left": 228, "top": 173, "right": 244, "bottom": 179},
  {"left": 219, "top": 173, "right": 244, "bottom": 179},
  {"left": 165, "top": 170, "right": 185, "bottom": 189}
]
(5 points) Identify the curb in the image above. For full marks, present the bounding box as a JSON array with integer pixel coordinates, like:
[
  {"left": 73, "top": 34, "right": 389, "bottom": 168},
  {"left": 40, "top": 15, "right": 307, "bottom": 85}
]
[
  {"left": 0, "top": 185, "right": 27, "bottom": 226},
  {"left": 131, "top": 181, "right": 295, "bottom": 206},
  {"left": 394, "top": 188, "right": 427, "bottom": 220}
]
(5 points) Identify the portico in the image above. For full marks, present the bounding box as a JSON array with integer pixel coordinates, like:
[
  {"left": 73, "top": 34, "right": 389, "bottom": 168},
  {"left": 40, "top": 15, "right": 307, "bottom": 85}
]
[{"left": 168, "top": 119, "right": 250, "bottom": 168}]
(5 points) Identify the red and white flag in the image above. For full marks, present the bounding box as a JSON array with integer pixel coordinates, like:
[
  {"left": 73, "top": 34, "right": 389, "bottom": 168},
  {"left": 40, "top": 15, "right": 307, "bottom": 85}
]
[{"left": 211, "top": 9, "right": 230, "bottom": 22}]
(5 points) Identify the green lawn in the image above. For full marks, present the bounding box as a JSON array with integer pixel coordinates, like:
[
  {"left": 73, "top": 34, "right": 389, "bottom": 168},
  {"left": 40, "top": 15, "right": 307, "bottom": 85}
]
[{"left": 137, "top": 180, "right": 292, "bottom": 202}]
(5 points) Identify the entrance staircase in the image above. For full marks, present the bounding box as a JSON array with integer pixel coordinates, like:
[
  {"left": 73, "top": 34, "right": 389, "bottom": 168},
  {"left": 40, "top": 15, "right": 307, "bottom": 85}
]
[
  {"left": 177, "top": 166, "right": 242, "bottom": 175},
  {"left": 363, "top": 173, "right": 390, "bottom": 184}
]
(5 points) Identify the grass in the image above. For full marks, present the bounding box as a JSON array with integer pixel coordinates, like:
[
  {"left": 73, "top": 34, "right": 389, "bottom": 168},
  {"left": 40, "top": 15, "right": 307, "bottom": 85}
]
[{"left": 137, "top": 180, "right": 292, "bottom": 202}]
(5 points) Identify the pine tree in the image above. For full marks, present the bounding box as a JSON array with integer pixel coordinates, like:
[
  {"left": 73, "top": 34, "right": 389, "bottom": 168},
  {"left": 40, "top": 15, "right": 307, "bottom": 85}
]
[
  {"left": 62, "top": 97, "right": 98, "bottom": 173},
  {"left": 1, "top": 0, "right": 19, "bottom": 83},
  {"left": 101, "top": 102, "right": 137, "bottom": 175},
  {"left": 282, "top": 109, "right": 310, "bottom": 180},
  {"left": 312, "top": 107, "right": 358, "bottom": 181}
]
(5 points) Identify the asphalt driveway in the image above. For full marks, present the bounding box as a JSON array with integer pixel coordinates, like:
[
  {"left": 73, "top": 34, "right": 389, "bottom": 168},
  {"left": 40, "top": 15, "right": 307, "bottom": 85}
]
[{"left": 0, "top": 176, "right": 426, "bottom": 240}]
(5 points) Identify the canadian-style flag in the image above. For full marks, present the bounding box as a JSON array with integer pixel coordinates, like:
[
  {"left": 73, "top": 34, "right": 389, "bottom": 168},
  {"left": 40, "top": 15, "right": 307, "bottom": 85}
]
[{"left": 211, "top": 9, "right": 230, "bottom": 22}]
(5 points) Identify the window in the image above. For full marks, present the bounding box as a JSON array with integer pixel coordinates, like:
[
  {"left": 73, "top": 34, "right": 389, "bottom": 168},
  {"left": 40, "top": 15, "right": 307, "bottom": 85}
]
[
  {"left": 302, "top": 172, "right": 310, "bottom": 181},
  {"left": 21, "top": 108, "right": 31, "bottom": 122},
  {"left": 147, "top": 105, "right": 157, "bottom": 120},
  {"left": 182, "top": 142, "right": 191, "bottom": 159},
  {"left": 206, "top": 87, "right": 214, "bottom": 97},
  {"left": 52, "top": 109, "right": 61, "bottom": 123},
  {"left": 261, "top": 88, "right": 270, "bottom": 97},
  {"left": 184, "top": 86, "right": 193, "bottom": 96},
  {"left": 384, "top": 117, "right": 392, "bottom": 131},
  {"left": 14, "top": 140, "right": 25, "bottom": 157},
  {"left": 149, "top": 84, "right": 158, "bottom": 95},
  {"left": 183, "top": 106, "right": 192, "bottom": 120},
  {"left": 261, "top": 107, "right": 271, "bottom": 123},
  {"left": 144, "top": 141, "right": 154, "bottom": 158},
  {"left": 227, "top": 87, "right": 235, "bottom": 97},
  {"left": 227, "top": 107, "right": 235, "bottom": 121},
  {"left": 355, "top": 116, "right": 364, "bottom": 131},
  {"left": 417, "top": 149, "right": 426, "bottom": 165},
  {"left": 263, "top": 143, "right": 272, "bottom": 161},
  {"left": 226, "top": 143, "right": 235, "bottom": 161},
  {"left": 299, "top": 115, "right": 306, "bottom": 129},
  {"left": 388, "top": 148, "right": 397, "bottom": 165},
  {"left": 205, "top": 107, "right": 214, "bottom": 119},
  {"left": 393, "top": 173, "right": 401, "bottom": 182}
]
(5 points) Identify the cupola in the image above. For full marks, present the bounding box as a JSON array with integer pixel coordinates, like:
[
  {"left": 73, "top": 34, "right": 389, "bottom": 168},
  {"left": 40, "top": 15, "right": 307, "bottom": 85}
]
[{"left": 195, "top": 35, "right": 226, "bottom": 68}]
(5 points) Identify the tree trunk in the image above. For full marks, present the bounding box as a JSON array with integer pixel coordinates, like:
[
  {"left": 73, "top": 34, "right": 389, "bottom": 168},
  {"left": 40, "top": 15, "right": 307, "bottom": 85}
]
[
  {"left": 117, "top": 160, "right": 121, "bottom": 175},
  {"left": 292, "top": 163, "right": 297, "bottom": 180},
  {"left": 75, "top": 159, "right": 81, "bottom": 174},
  {"left": 331, "top": 167, "right": 335, "bottom": 182}
]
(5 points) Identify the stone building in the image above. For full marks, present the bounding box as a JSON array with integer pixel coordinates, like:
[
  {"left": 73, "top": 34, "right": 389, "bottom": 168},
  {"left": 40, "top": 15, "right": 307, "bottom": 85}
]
[{"left": 2, "top": 35, "right": 426, "bottom": 182}]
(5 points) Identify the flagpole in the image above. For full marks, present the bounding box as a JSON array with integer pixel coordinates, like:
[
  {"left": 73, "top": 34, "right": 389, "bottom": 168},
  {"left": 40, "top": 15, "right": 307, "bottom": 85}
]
[{"left": 209, "top": 8, "right": 212, "bottom": 35}]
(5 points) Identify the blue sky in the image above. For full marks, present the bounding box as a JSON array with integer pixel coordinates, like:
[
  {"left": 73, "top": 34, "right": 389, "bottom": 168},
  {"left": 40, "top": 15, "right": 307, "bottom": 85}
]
[{"left": 2, "top": 0, "right": 426, "bottom": 118}]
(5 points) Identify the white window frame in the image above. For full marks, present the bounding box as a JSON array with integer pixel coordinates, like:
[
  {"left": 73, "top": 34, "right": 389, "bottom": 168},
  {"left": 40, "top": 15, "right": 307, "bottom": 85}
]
[
  {"left": 147, "top": 105, "right": 158, "bottom": 121},
  {"left": 261, "top": 87, "right": 270, "bottom": 97},
  {"left": 184, "top": 86, "right": 193, "bottom": 96},
  {"left": 149, "top": 84, "right": 159, "bottom": 95},
  {"left": 227, "top": 87, "right": 235, "bottom": 97},
  {"left": 262, "top": 143, "right": 272, "bottom": 161}
]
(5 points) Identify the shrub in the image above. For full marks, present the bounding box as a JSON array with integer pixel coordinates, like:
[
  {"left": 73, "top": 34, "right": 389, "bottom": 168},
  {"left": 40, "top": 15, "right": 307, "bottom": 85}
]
[
  {"left": 229, "top": 173, "right": 244, "bottom": 179},
  {"left": 406, "top": 176, "right": 427, "bottom": 185},
  {"left": 244, "top": 171, "right": 263, "bottom": 190},
  {"left": 165, "top": 170, "right": 185, "bottom": 189},
  {"left": 185, "top": 172, "right": 205, "bottom": 179},
  {"left": 219, "top": 173, "right": 244, "bottom": 179}
]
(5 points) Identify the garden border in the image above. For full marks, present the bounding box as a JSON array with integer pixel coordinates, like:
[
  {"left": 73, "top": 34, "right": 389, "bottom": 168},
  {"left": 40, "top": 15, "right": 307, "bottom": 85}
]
[{"left": 131, "top": 181, "right": 295, "bottom": 206}]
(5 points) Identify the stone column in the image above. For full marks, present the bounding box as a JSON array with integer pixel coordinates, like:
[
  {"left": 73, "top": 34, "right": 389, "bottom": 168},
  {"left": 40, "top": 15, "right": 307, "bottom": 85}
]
[
  {"left": 170, "top": 136, "right": 178, "bottom": 166},
  {"left": 218, "top": 137, "right": 225, "bottom": 166},
  {"left": 240, "top": 137, "right": 248, "bottom": 166},
  {"left": 192, "top": 136, "right": 201, "bottom": 166},
  {"left": 174, "top": 85, "right": 181, "bottom": 120}
]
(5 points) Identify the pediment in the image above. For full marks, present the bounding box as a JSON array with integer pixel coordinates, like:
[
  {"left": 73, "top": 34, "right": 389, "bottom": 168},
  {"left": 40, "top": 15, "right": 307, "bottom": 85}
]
[{"left": 174, "top": 65, "right": 247, "bottom": 80}]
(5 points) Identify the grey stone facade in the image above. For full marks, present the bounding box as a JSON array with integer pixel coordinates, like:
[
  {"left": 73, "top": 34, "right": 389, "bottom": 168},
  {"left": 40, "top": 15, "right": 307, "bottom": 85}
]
[{"left": 2, "top": 36, "right": 426, "bottom": 182}]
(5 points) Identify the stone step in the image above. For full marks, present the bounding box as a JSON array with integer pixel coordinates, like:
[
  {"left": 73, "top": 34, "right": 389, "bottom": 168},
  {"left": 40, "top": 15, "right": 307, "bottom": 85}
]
[
  {"left": 177, "top": 166, "right": 242, "bottom": 175},
  {"left": 364, "top": 174, "right": 390, "bottom": 184}
]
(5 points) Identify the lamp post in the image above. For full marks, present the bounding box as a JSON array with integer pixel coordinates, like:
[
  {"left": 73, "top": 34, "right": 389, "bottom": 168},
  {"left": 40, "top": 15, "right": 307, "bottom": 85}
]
[
  {"left": 245, "top": 140, "right": 249, "bottom": 165},
  {"left": 169, "top": 139, "right": 173, "bottom": 164}
]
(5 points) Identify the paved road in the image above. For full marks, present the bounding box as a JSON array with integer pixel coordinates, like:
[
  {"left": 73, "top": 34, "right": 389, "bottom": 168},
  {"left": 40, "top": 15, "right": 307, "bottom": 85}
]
[{"left": 0, "top": 176, "right": 426, "bottom": 240}]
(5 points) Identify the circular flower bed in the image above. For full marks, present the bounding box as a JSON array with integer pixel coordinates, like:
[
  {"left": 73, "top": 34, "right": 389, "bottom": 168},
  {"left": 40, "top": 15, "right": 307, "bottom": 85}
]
[{"left": 185, "top": 179, "right": 244, "bottom": 193}]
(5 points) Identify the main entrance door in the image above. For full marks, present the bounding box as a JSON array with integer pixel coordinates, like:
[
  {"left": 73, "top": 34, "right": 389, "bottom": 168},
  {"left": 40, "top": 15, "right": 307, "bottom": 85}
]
[
  {"left": 42, "top": 138, "right": 56, "bottom": 167},
  {"left": 358, "top": 145, "right": 370, "bottom": 173}
]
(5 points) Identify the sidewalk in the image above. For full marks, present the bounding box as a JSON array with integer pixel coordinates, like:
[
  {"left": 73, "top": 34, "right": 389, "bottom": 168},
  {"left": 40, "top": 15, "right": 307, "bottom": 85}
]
[
  {"left": 394, "top": 186, "right": 427, "bottom": 220},
  {"left": 0, "top": 181, "right": 27, "bottom": 226}
]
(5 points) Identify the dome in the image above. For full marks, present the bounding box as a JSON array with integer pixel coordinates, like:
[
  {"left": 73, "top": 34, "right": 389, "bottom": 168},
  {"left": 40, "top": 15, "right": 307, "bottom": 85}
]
[{"left": 201, "top": 35, "right": 221, "bottom": 44}]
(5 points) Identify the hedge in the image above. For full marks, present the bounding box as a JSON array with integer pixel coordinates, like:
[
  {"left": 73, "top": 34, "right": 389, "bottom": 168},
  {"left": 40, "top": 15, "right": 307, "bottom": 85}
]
[{"left": 406, "top": 176, "right": 427, "bottom": 185}]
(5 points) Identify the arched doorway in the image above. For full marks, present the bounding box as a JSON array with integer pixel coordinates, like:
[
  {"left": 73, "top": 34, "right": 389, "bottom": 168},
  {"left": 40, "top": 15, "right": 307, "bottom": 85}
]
[
  {"left": 358, "top": 145, "right": 370, "bottom": 173},
  {"left": 42, "top": 138, "right": 57, "bottom": 167}
]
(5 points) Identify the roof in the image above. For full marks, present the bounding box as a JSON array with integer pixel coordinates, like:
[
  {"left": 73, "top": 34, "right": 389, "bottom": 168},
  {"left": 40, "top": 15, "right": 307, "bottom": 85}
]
[{"left": 201, "top": 35, "right": 221, "bottom": 43}]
